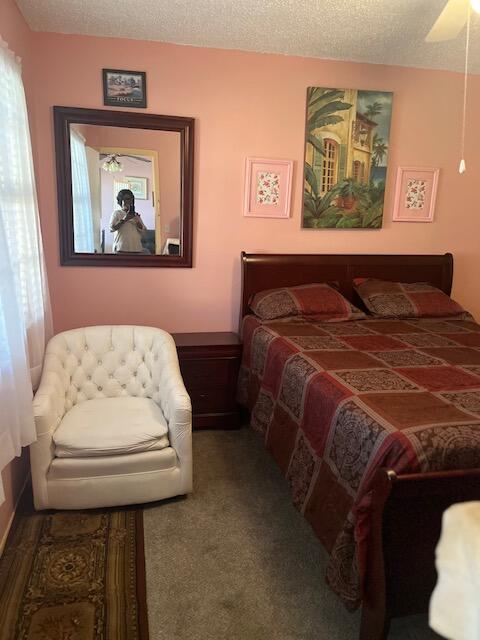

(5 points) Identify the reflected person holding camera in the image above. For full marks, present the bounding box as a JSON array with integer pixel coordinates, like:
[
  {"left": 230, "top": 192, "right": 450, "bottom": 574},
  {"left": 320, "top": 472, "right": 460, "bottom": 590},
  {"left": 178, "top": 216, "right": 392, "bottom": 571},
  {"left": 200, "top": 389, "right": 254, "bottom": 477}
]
[{"left": 110, "top": 188, "right": 147, "bottom": 253}]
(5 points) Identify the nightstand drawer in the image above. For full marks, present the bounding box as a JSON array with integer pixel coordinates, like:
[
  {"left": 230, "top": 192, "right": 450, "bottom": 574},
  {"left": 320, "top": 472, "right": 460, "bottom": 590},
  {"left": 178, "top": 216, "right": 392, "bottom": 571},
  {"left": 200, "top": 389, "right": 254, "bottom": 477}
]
[
  {"left": 179, "top": 358, "right": 237, "bottom": 390},
  {"left": 188, "top": 387, "right": 234, "bottom": 413}
]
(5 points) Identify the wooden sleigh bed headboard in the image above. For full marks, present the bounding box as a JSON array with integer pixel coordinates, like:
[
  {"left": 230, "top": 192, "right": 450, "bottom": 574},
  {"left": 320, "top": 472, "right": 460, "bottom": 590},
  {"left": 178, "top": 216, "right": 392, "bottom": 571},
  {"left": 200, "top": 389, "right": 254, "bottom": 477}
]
[{"left": 240, "top": 252, "right": 453, "bottom": 320}]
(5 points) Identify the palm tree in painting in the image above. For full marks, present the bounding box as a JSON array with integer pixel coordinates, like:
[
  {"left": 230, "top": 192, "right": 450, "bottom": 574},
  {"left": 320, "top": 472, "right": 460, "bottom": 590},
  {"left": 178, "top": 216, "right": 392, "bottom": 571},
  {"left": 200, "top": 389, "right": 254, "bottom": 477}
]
[
  {"left": 364, "top": 101, "right": 383, "bottom": 120},
  {"left": 305, "top": 87, "right": 352, "bottom": 190},
  {"left": 305, "top": 88, "right": 352, "bottom": 158},
  {"left": 372, "top": 133, "right": 388, "bottom": 168}
]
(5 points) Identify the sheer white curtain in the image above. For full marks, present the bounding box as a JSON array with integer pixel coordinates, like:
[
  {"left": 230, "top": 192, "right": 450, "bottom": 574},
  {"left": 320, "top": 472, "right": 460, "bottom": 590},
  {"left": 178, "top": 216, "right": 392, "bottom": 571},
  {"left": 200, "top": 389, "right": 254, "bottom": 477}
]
[
  {"left": 70, "top": 128, "right": 95, "bottom": 253},
  {"left": 0, "top": 38, "right": 52, "bottom": 503}
]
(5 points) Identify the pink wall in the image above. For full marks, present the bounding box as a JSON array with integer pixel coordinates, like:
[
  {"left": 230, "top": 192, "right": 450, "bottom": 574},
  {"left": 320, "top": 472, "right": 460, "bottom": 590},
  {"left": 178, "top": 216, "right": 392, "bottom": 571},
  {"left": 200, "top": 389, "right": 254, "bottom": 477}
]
[
  {"left": 30, "top": 34, "right": 480, "bottom": 333},
  {"left": 0, "top": 0, "right": 31, "bottom": 80},
  {"left": 0, "top": 453, "right": 30, "bottom": 547},
  {"left": 4, "top": 25, "right": 478, "bottom": 337},
  {"left": 0, "top": 0, "right": 35, "bottom": 545},
  {"left": 155, "top": 132, "right": 181, "bottom": 239}
]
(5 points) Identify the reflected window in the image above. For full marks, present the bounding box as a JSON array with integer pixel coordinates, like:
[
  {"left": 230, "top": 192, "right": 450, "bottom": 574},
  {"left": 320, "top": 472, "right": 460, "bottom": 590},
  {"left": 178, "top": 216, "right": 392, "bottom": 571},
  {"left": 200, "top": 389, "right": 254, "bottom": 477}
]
[{"left": 70, "top": 129, "right": 95, "bottom": 252}]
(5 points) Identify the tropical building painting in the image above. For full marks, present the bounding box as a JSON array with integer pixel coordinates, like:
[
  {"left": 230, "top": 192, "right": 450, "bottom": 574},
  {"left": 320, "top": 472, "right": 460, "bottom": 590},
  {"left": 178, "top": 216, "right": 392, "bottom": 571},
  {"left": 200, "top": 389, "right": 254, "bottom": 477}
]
[{"left": 302, "top": 87, "right": 393, "bottom": 229}]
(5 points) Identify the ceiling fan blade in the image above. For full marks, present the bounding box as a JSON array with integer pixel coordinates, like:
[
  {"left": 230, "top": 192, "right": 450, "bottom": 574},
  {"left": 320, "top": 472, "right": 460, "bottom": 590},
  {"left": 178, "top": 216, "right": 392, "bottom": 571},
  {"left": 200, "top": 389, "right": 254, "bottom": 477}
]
[
  {"left": 425, "top": 0, "right": 469, "bottom": 42},
  {"left": 125, "top": 154, "right": 151, "bottom": 162},
  {"left": 99, "top": 153, "right": 151, "bottom": 162}
]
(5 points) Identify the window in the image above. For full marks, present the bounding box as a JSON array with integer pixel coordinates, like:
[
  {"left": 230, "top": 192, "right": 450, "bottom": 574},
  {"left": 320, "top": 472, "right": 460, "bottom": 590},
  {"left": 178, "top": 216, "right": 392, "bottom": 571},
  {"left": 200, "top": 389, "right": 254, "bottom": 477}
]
[
  {"left": 321, "top": 139, "right": 338, "bottom": 194},
  {"left": 0, "top": 38, "right": 51, "bottom": 503},
  {"left": 353, "top": 160, "right": 365, "bottom": 183},
  {"left": 352, "top": 120, "right": 371, "bottom": 148}
]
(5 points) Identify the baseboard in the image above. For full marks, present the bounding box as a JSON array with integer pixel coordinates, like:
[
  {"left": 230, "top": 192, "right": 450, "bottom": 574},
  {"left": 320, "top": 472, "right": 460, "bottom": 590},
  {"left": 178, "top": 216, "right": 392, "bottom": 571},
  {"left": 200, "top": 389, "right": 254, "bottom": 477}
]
[{"left": 0, "top": 472, "right": 30, "bottom": 556}]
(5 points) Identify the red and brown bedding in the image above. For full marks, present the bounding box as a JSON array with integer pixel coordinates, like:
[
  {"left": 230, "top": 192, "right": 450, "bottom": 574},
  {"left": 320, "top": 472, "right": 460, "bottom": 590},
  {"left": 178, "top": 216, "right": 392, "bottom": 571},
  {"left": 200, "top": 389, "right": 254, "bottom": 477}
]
[{"left": 238, "top": 314, "right": 480, "bottom": 609}]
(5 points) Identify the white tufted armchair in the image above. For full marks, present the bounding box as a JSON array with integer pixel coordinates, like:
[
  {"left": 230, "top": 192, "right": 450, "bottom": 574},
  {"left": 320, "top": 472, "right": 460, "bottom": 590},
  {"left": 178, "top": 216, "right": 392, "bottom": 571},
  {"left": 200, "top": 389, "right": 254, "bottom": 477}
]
[{"left": 30, "top": 326, "right": 192, "bottom": 510}]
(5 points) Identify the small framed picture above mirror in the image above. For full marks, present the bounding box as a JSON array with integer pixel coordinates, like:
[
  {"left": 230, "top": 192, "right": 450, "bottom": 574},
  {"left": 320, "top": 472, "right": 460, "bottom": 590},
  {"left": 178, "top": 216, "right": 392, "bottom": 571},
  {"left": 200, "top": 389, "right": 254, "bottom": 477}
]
[
  {"left": 102, "top": 69, "right": 147, "bottom": 108},
  {"left": 53, "top": 106, "right": 194, "bottom": 267}
]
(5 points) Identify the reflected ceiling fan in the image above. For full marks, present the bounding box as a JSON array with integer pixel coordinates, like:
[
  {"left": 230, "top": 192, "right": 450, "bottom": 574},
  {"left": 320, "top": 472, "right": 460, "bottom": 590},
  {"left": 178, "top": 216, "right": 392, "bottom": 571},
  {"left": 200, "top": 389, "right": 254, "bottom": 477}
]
[
  {"left": 426, "top": 0, "right": 479, "bottom": 42},
  {"left": 99, "top": 152, "right": 151, "bottom": 173},
  {"left": 99, "top": 152, "right": 151, "bottom": 162}
]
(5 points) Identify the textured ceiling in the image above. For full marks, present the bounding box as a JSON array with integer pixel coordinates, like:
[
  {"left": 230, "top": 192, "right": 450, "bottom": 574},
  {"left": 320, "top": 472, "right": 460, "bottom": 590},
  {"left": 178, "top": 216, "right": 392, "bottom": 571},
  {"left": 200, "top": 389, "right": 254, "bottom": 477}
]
[{"left": 15, "top": 0, "right": 480, "bottom": 74}]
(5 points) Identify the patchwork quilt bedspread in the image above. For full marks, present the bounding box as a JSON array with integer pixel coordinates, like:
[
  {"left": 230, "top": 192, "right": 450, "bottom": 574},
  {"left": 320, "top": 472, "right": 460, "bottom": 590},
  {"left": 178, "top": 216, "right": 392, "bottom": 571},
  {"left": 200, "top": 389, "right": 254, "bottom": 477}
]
[{"left": 237, "top": 314, "right": 480, "bottom": 609}]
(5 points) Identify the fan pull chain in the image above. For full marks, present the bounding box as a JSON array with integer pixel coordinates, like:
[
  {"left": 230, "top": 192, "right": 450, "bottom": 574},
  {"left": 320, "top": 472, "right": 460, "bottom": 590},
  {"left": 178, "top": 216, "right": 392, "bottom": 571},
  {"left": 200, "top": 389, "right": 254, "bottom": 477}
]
[{"left": 459, "top": 3, "right": 471, "bottom": 174}]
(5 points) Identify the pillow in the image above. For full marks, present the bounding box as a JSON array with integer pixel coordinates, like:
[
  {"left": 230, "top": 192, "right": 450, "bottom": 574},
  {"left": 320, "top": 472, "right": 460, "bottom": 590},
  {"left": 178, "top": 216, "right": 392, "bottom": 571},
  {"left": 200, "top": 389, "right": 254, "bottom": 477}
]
[
  {"left": 249, "top": 283, "right": 365, "bottom": 322},
  {"left": 353, "top": 278, "right": 467, "bottom": 319}
]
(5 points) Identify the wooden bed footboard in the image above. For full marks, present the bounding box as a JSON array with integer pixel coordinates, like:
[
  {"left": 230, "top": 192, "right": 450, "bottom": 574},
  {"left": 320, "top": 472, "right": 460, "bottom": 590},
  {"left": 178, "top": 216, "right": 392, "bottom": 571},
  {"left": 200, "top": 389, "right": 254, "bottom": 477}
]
[{"left": 361, "top": 467, "right": 480, "bottom": 640}]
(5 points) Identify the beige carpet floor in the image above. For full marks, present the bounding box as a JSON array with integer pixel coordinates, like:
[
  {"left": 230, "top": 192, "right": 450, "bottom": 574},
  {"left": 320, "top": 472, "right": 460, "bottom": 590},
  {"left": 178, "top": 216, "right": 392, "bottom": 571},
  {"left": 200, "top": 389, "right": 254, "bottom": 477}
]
[{"left": 143, "top": 428, "right": 441, "bottom": 640}]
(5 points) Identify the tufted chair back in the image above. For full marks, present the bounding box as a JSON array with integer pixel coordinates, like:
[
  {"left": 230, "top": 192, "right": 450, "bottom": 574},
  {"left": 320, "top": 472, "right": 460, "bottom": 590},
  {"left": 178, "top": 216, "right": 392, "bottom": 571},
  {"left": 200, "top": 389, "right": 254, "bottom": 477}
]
[{"left": 42, "top": 325, "right": 178, "bottom": 418}]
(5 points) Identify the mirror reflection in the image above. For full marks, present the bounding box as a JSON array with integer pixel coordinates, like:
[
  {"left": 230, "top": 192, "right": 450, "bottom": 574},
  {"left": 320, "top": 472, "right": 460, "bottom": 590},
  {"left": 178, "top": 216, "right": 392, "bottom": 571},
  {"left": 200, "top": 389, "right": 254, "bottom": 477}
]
[{"left": 69, "top": 124, "right": 181, "bottom": 256}]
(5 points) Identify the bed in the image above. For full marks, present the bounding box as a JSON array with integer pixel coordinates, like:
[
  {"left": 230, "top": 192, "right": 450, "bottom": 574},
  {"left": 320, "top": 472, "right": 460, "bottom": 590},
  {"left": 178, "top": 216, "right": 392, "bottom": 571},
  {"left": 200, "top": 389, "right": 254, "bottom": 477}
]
[{"left": 237, "top": 252, "right": 480, "bottom": 640}]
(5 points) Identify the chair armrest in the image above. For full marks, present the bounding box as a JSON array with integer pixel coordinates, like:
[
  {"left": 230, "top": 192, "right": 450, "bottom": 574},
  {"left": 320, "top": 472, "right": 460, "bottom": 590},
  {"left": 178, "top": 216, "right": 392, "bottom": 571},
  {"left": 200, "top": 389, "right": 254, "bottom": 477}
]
[
  {"left": 149, "top": 332, "right": 192, "bottom": 489},
  {"left": 162, "top": 374, "right": 192, "bottom": 493},
  {"left": 31, "top": 370, "right": 68, "bottom": 510},
  {"left": 33, "top": 371, "right": 67, "bottom": 437},
  {"left": 163, "top": 375, "right": 192, "bottom": 439},
  {"left": 156, "top": 368, "right": 192, "bottom": 448}
]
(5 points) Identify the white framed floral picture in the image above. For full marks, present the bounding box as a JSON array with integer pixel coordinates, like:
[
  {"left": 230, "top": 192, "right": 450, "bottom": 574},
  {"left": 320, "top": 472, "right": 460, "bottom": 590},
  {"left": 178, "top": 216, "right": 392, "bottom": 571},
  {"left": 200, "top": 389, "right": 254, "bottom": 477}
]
[
  {"left": 392, "top": 167, "right": 439, "bottom": 222},
  {"left": 244, "top": 157, "right": 293, "bottom": 218}
]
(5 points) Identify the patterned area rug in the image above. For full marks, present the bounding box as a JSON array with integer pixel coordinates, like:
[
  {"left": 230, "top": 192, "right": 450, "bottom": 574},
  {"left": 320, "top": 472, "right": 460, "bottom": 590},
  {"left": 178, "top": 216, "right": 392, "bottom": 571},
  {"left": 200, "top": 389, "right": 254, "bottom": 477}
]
[{"left": 0, "top": 508, "right": 148, "bottom": 640}]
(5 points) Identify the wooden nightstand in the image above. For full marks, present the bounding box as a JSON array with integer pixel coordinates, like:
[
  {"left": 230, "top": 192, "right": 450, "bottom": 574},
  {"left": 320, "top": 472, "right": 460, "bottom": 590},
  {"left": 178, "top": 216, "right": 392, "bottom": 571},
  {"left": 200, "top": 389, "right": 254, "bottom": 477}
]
[{"left": 172, "top": 332, "right": 242, "bottom": 429}]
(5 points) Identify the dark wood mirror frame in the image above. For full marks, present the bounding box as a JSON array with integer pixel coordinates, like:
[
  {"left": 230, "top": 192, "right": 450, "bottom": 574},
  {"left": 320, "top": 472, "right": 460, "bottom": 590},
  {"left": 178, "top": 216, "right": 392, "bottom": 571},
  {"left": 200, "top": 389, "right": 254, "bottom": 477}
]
[{"left": 53, "top": 106, "right": 194, "bottom": 267}]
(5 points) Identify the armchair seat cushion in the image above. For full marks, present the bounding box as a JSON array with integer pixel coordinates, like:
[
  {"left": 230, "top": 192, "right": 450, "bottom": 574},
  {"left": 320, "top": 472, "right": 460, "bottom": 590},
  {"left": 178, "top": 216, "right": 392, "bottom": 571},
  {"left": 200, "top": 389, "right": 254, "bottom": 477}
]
[
  {"left": 53, "top": 397, "right": 169, "bottom": 458},
  {"left": 49, "top": 447, "right": 177, "bottom": 480}
]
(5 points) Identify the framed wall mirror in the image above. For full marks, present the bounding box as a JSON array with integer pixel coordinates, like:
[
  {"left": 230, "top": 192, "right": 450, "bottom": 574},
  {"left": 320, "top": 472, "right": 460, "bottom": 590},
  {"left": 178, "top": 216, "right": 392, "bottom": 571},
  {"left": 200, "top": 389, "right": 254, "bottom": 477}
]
[{"left": 54, "top": 106, "right": 194, "bottom": 267}]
